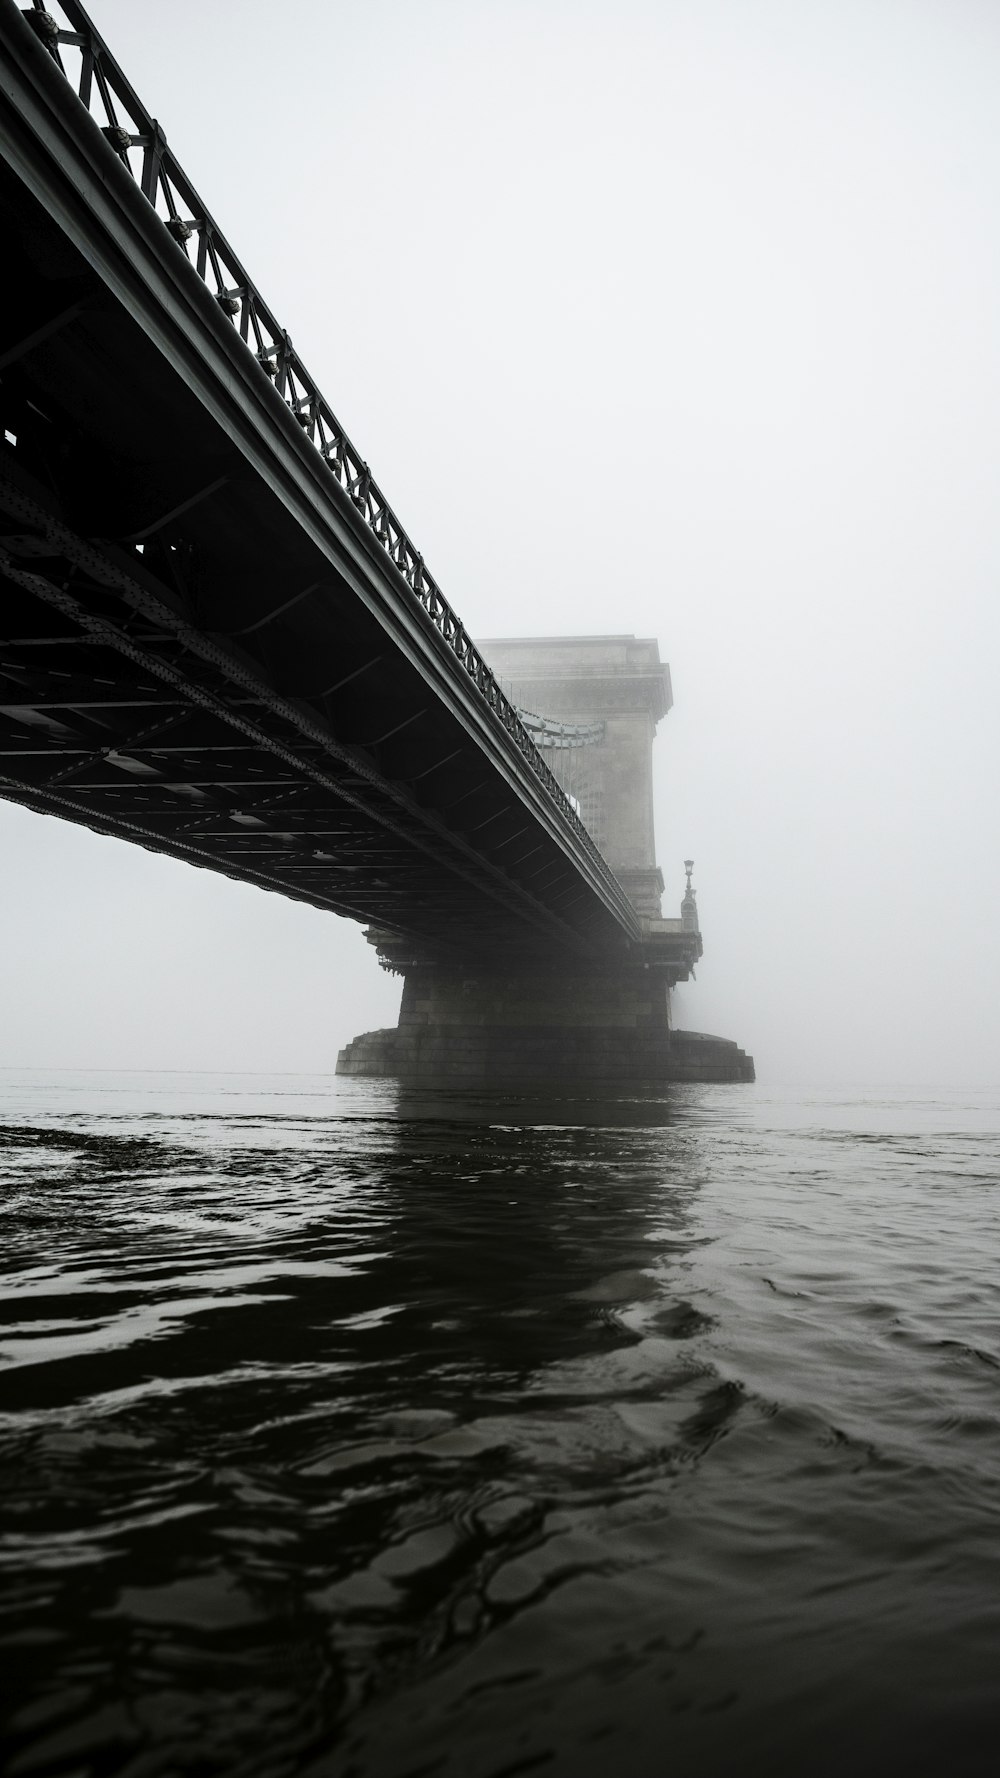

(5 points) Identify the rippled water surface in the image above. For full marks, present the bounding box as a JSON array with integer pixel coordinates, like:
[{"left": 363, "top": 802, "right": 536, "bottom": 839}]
[{"left": 2, "top": 1069, "right": 1000, "bottom": 1777}]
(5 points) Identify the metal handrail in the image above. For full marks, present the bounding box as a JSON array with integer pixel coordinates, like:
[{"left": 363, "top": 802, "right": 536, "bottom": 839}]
[{"left": 13, "top": 0, "right": 637, "bottom": 930}]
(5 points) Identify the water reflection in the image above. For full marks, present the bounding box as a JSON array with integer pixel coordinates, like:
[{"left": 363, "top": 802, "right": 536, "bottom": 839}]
[{"left": 388, "top": 1083, "right": 696, "bottom": 1125}]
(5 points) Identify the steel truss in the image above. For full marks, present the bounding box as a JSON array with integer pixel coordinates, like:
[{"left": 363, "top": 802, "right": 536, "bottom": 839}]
[{"left": 11, "top": 0, "right": 623, "bottom": 909}]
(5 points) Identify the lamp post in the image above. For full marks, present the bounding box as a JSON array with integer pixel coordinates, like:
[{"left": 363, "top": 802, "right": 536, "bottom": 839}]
[{"left": 681, "top": 860, "right": 699, "bottom": 932}]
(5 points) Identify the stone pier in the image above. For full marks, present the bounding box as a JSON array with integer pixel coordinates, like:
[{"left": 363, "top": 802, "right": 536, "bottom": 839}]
[{"left": 336, "top": 636, "right": 754, "bottom": 1089}]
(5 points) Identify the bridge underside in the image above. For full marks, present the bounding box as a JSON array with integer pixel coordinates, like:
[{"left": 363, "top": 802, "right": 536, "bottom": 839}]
[
  {"left": 0, "top": 459, "right": 612, "bottom": 960},
  {"left": 0, "top": 12, "right": 638, "bottom": 962}
]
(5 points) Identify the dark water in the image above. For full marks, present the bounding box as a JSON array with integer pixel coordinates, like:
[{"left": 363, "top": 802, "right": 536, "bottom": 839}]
[{"left": 2, "top": 1070, "right": 1000, "bottom": 1778}]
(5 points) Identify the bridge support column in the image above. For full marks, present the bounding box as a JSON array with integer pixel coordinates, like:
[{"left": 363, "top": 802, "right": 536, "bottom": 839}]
[
  {"left": 336, "top": 945, "right": 754, "bottom": 1089},
  {"left": 336, "top": 633, "right": 755, "bottom": 1089}
]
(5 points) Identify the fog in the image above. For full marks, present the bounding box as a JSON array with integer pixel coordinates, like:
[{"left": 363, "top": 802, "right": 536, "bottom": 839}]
[{"left": 3, "top": 0, "right": 999, "bottom": 1085}]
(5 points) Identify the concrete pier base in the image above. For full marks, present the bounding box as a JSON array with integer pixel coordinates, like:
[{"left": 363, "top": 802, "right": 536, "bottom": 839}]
[
  {"left": 336, "top": 953, "right": 754, "bottom": 1088},
  {"left": 336, "top": 1021, "right": 754, "bottom": 1088}
]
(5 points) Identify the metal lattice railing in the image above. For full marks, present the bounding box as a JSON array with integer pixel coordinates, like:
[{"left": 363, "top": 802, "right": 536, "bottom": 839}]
[{"left": 13, "top": 0, "right": 636, "bottom": 927}]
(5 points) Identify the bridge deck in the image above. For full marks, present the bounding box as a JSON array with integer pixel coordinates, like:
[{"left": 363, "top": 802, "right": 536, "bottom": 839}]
[{"left": 0, "top": 0, "right": 639, "bottom": 957}]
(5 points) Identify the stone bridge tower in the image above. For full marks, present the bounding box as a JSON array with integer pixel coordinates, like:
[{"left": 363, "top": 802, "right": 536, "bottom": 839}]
[
  {"left": 336, "top": 634, "right": 754, "bottom": 1087},
  {"left": 480, "top": 635, "right": 671, "bottom": 921}
]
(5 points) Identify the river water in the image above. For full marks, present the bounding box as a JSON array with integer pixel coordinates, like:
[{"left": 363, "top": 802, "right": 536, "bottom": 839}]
[{"left": 1, "top": 1070, "right": 999, "bottom": 1777}]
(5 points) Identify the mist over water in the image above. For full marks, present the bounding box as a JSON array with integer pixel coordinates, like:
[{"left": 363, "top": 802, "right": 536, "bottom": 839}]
[{"left": 2, "top": 1070, "right": 999, "bottom": 1776}]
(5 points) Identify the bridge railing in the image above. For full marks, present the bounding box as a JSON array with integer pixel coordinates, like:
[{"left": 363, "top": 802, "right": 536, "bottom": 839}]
[{"left": 14, "top": 0, "right": 638, "bottom": 931}]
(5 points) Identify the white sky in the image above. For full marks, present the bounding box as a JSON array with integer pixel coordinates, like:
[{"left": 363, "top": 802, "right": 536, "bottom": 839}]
[{"left": 3, "top": 0, "right": 999, "bottom": 1085}]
